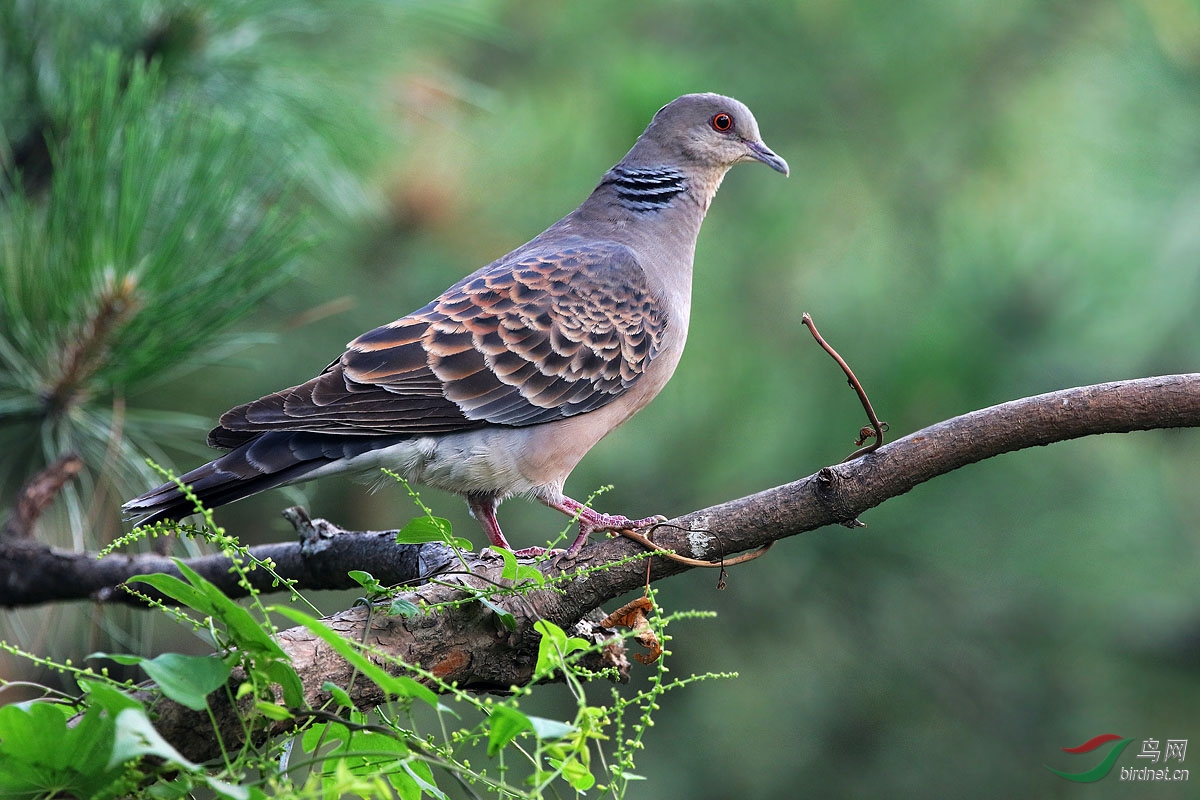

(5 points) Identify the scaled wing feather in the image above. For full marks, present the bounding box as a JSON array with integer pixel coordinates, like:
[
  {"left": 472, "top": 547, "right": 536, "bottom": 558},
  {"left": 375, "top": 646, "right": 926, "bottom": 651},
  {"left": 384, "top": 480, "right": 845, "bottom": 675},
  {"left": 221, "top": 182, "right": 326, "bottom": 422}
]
[{"left": 207, "top": 238, "right": 667, "bottom": 448}]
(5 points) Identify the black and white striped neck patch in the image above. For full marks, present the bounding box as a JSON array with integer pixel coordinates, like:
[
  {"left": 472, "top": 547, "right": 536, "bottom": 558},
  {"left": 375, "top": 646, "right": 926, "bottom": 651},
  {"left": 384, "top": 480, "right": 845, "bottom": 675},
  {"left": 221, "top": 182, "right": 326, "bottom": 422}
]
[{"left": 605, "top": 166, "right": 687, "bottom": 212}]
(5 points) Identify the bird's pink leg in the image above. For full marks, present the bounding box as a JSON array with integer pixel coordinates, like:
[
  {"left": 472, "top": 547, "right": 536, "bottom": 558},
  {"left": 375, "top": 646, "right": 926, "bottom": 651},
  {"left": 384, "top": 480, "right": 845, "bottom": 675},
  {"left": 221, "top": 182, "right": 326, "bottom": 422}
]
[
  {"left": 545, "top": 496, "right": 666, "bottom": 556},
  {"left": 467, "top": 494, "right": 548, "bottom": 558}
]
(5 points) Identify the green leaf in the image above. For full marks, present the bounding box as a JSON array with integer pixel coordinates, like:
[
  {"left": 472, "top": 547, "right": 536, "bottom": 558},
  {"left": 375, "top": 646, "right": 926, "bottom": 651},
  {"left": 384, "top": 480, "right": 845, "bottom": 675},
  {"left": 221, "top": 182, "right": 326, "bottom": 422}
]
[
  {"left": 0, "top": 699, "right": 123, "bottom": 800},
  {"left": 557, "top": 756, "right": 596, "bottom": 791},
  {"left": 482, "top": 547, "right": 547, "bottom": 586},
  {"left": 271, "top": 606, "right": 438, "bottom": 708},
  {"left": 124, "top": 572, "right": 209, "bottom": 614},
  {"left": 262, "top": 659, "right": 306, "bottom": 710},
  {"left": 477, "top": 596, "right": 517, "bottom": 631},
  {"left": 396, "top": 516, "right": 473, "bottom": 550},
  {"left": 176, "top": 561, "right": 286, "bottom": 656},
  {"left": 204, "top": 776, "right": 250, "bottom": 800},
  {"left": 321, "top": 681, "right": 354, "bottom": 709},
  {"left": 330, "top": 730, "right": 407, "bottom": 767},
  {"left": 141, "top": 652, "right": 231, "bottom": 710},
  {"left": 0, "top": 701, "right": 73, "bottom": 765},
  {"left": 89, "top": 652, "right": 230, "bottom": 712},
  {"left": 393, "top": 760, "right": 445, "bottom": 800},
  {"left": 493, "top": 545, "right": 519, "bottom": 579},
  {"left": 347, "top": 570, "right": 381, "bottom": 594},
  {"left": 129, "top": 562, "right": 284, "bottom": 658},
  {"left": 488, "top": 546, "right": 546, "bottom": 585},
  {"left": 528, "top": 715, "right": 576, "bottom": 740},
  {"left": 87, "top": 652, "right": 142, "bottom": 666},
  {"left": 533, "top": 620, "right": 591, "bottom": 675},
  {"left": 254, "top": 701, "right": 292, "bottom": 721},
  {"left": 388, "top": 597, "right": 419, "bottom": 617},
  {"left": 127, "top": 564, "right": 303, "bottom": 708},
  {"left": 487, "top": 704, "right": 532, "bottom": 757},
  {"left": 516, "top": 563, "right": 546, "bottom": 586},
  {"left": 395, "top": 516, "right": 451, "bottom": 543},
  {"left": 109, "top": 707, "right": 198, "bottom": 771},
  {"left": 387, "top": 766, "right": 422, "bottom": 800},
  {"left": 147, "top": 779, "right": 193, "bottom": 800},
  {"left": 78, "top": 679, "right": 145, "bottom": 715},
  {"left": 302, "top": 720, "right": 347, "bottom": 754}
]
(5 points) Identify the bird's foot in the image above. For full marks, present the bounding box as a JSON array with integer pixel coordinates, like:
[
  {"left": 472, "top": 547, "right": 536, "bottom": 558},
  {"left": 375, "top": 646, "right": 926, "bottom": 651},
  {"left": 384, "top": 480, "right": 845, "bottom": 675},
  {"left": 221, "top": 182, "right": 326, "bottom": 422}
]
[
  {"left": 565, "top": 512, "right": 668, "bottom": 557},
  {"left": 512, "top": 545, "right": 559, "bottom": 559},
  {"left": 594, "top": 512, "right": 669, "bottom": 533}
]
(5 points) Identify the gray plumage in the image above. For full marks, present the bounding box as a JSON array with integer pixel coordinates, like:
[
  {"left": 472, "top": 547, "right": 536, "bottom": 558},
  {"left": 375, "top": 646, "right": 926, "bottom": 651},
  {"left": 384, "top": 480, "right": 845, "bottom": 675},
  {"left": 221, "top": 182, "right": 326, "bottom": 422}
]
[{"left": 124, "top": 92, "right": 788, "bottom": 555}]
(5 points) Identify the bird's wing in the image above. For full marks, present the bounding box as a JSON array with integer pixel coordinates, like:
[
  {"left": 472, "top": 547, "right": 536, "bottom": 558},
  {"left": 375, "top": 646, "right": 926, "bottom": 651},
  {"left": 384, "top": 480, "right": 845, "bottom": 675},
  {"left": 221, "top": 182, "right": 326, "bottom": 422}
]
[{"left": 208, "top": 238, "right": 668, "bottom": 448}]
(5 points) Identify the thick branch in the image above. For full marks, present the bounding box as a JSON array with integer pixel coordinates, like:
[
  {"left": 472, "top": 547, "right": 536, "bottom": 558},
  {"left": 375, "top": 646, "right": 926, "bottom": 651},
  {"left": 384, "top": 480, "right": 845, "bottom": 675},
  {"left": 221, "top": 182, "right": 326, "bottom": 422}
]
[
  {"left": 41, "top": 374, "right": 1200, "bottom": 760},
  {"left": 0, "top": 518, "right": 455, "bottom": 608},
  {"left": 554, "top": 373, "right": 1200, "bottom": 602}
]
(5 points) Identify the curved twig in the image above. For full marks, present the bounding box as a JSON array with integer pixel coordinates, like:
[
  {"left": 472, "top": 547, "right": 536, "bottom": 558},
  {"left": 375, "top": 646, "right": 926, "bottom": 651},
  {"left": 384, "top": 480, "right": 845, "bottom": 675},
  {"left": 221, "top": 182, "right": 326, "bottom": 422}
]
[{"left": 800, "top": 312, "right": 888, "bottom": 460}]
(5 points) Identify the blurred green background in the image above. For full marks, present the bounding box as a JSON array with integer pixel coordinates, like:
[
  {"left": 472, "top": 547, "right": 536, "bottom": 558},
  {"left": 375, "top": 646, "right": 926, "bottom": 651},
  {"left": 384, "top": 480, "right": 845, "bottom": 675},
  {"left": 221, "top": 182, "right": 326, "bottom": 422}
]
[{"left": 3, "top": 1, "right": 1199, "bottom": 797}]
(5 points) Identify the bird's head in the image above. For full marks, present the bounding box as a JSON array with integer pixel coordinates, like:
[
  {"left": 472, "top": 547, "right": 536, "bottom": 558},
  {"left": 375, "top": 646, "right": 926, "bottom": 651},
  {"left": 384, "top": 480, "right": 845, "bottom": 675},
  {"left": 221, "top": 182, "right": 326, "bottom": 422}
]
[{"left": 635, "top": 92, "right": 789, "bottom": 177}]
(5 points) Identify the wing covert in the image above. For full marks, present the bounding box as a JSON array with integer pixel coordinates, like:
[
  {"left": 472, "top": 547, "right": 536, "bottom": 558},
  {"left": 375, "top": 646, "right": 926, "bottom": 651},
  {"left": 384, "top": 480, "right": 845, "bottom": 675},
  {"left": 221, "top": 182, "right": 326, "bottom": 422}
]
[{"left": 209, "top": 237, "right": 667, "bottom": 447}]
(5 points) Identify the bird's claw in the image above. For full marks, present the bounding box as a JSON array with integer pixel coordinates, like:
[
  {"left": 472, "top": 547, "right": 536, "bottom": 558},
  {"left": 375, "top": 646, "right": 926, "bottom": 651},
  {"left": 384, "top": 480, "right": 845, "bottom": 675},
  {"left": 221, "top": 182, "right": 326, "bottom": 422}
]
[
  {"left": 559, "top": 512, "right": 668, "bottom": 562},
  {"left": 512, "top": 545, "right": 559, "bottom": 559},
  {"left": 590, "top": 512, "right": 667, "bottom": 533}
]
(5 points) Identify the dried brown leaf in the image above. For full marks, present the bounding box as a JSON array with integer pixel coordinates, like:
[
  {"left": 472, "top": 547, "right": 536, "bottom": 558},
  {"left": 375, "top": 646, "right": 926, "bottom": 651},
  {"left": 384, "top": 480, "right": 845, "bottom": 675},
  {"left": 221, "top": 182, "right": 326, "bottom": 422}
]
[{"left": 601, "top": 596, "right": 662, "bottom": 665}]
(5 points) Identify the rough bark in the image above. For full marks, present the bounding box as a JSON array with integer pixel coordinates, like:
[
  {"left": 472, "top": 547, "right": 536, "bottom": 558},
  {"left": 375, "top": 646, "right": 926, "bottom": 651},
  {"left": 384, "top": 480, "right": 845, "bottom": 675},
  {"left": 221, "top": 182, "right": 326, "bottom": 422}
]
[{"left": 0, "top": 511, "right": 455, "bottom": 607}]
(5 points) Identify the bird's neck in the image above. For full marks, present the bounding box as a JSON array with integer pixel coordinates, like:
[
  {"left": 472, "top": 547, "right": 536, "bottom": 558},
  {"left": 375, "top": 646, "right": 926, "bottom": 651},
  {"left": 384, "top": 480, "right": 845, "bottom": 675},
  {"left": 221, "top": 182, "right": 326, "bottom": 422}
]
[
  {"left": 598, "top": 165, "right": 691, "bottom": 213},
  {"left": 590, "top": 160, "right": 727, "bottom": 215},
  {"left": 551, "top": 160, "right": 726, "bottom": 331},
  {"left": 570, "top": 161, "right": 728, "bottom": 249}
]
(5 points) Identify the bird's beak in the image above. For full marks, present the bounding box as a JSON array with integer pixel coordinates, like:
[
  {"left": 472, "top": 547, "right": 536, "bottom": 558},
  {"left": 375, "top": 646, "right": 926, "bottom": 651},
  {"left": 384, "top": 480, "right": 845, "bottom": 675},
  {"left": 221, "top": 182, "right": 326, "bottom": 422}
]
[{"left": 745, "top": 140, "right": 789, "bottom": 176}]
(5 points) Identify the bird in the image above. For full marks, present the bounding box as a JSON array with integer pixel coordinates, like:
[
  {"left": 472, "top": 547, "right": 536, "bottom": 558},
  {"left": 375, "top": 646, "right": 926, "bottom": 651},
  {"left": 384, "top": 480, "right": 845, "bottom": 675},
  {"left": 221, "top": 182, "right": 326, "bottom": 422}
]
[{"left": 124, "top": 92, "right": 788, "bottom": 557}]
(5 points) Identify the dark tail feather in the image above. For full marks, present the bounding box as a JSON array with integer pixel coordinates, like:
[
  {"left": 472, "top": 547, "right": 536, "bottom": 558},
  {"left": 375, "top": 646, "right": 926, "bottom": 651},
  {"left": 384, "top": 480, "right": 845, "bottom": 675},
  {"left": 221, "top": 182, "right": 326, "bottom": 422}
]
[
  {"left": 122, "top": 448, "right": 320, "bottom": 527},
  {"left": 121, "top": 431, "right": 406, "bottom": 526}
]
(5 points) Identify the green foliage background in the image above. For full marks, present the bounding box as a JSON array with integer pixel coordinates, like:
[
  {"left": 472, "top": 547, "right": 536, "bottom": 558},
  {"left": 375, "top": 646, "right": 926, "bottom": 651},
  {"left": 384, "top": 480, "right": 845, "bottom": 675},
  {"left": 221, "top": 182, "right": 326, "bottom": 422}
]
[{"left": 3, "top": 1, "right": 1199, "bottom": 797}]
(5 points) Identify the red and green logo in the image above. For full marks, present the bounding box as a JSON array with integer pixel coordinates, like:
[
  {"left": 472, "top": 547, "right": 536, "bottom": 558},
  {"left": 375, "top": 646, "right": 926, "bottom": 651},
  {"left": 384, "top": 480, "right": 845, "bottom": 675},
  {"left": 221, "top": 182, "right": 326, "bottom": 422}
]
[{"left": 1045, "top": 734, "right": 1135, "bottom": 782}]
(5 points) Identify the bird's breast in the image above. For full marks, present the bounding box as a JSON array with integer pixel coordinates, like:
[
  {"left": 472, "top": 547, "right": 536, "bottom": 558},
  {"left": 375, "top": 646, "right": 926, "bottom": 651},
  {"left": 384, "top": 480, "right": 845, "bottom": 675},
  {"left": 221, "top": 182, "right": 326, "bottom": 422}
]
[{"left": 512, "top": 313, "right": 689, "bottom": 488}]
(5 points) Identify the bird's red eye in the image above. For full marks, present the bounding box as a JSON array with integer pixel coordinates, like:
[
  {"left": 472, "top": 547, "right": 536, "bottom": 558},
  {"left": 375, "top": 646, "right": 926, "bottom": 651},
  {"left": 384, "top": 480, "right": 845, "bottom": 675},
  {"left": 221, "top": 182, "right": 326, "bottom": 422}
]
[{"left": 711, "top": 113, "right": 733, "bottom": 132}]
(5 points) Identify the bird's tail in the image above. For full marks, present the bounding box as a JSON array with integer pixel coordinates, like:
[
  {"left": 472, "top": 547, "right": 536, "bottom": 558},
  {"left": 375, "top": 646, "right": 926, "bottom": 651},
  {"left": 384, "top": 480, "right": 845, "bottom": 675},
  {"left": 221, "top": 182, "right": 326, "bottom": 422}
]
[{"left": 121, "top": 431, "right": 403, "bottom": 526}]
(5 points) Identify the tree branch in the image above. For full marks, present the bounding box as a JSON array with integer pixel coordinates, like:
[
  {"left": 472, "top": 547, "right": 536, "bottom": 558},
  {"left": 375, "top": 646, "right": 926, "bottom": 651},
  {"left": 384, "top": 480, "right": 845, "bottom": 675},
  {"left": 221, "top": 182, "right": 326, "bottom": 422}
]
[
  {"left": 10, "top": 374, "right": 1196, "bottom": 609},
  {"left": 29, "top": 374, "right": 1200, "bottom": 760},
  {"left": 0, "top": 512, "right": 456, "bottom": 608}
]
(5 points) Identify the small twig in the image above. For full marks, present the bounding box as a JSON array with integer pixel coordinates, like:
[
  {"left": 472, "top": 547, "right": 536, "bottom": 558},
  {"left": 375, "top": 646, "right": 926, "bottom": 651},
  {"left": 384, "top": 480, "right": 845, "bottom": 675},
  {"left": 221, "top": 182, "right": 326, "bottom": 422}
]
[
  {"left": 2, "top": 453, "right": 85, "bottom": 539},
  {"left": 801, "top": 312, "right": 888, "bottom": 461},
  {"left": 614, "top": 312, "right": 881, "bottom": 570}
]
